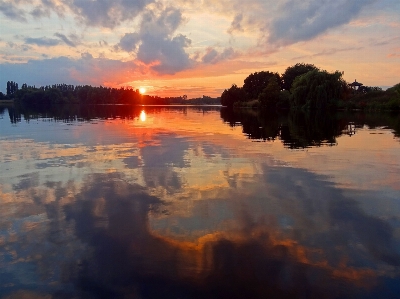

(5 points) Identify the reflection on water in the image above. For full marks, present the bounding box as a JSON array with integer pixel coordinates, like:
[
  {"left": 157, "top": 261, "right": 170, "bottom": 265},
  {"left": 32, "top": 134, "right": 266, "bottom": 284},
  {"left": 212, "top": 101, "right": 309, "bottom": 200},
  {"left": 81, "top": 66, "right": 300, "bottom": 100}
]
[
  {"left": 1, "top": 105, "right": 400, "bottom": 298},
  {"left": 221, "top": 108, "right": 400, "bottom": 148},
  {"left": 140, "top": 110, "right": 147, "bottom": 122}
]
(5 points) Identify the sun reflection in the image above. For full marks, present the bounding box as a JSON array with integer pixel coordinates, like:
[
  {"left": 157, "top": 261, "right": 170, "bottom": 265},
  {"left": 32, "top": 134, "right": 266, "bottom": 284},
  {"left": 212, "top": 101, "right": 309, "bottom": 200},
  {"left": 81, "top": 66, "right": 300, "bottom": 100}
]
[{"left": 140, "top": 110, "right": 146, "bottom": 122}]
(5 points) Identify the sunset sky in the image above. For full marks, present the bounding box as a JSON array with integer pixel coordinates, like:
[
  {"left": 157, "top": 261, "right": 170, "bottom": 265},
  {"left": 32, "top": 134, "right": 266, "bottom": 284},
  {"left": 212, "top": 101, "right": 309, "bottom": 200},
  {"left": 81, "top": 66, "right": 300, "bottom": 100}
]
[{"left": 0, "top": 0, "right": 399, "bottom": 98}]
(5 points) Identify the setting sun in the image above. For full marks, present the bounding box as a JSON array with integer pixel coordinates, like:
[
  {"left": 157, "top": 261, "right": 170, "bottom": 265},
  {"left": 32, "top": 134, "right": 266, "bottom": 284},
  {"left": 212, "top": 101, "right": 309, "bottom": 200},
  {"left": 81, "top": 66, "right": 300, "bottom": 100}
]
[{"left": 139, "top": 87, "right": 146, "bottom": 94}]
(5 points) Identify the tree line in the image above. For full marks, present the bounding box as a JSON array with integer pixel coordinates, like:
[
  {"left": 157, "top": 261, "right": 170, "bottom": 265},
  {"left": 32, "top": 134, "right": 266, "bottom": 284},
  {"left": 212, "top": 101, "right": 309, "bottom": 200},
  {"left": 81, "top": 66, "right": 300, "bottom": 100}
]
[
  {"left": 0, "top": 82, "right": 220, "bottom": 107},
  {"left": 220, "top": 63, "right": 400, "bottom": 111}
]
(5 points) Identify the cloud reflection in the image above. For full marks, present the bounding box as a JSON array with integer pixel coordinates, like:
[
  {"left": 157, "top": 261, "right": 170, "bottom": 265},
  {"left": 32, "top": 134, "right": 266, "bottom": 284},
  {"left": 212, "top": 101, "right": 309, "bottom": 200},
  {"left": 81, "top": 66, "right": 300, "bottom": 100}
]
[
  {"left": 1, "top": 108, "right": 400, "bottom": 298},
  {"left": 57, "top": 172, "right": 382, "bottom": 298}
]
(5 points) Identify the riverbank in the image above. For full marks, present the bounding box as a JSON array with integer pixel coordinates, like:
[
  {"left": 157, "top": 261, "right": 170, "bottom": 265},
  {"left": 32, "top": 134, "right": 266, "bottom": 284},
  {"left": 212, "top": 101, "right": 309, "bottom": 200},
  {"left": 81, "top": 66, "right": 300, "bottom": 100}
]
[{"left": 0, "top": 99, "right": 14, "bottom": 104}]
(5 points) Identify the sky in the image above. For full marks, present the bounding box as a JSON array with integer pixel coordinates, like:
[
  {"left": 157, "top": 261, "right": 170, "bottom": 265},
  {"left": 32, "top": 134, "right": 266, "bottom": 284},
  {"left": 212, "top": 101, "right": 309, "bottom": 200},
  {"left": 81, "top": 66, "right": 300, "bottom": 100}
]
[{"left": 0, "top": 0, "right": 399, "bottom": 98}]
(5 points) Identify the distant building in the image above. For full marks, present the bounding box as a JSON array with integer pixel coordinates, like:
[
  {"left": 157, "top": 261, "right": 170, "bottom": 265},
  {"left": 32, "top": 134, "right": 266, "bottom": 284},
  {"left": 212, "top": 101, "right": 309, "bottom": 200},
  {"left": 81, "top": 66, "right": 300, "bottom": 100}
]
[{"left": 349, "top": 79, "right": 363, "bottom": 90}]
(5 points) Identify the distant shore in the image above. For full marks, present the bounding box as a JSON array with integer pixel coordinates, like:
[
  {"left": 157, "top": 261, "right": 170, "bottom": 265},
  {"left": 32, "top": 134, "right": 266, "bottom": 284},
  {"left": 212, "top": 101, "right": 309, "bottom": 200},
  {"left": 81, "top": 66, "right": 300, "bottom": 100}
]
[{"left": 0, "top": 99, "right": 14, "bottom": 104}]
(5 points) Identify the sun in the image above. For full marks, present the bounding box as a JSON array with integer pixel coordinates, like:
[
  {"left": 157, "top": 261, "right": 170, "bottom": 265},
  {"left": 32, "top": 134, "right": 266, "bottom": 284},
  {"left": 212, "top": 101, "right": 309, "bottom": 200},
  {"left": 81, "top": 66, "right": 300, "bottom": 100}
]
[{"left": 139, "top": 87, "right": 146, "bottom": 94}]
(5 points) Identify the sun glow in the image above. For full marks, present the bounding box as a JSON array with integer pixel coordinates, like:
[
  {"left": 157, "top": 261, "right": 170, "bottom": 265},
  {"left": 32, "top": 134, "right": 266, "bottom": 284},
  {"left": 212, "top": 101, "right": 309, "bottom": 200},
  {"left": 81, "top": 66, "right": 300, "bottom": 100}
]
[
  {"left": 139, "top": 87, "right": 146, "bottom": 94},
  {"left": 140, "top": 110, "right": 146, "bottom": 122}
]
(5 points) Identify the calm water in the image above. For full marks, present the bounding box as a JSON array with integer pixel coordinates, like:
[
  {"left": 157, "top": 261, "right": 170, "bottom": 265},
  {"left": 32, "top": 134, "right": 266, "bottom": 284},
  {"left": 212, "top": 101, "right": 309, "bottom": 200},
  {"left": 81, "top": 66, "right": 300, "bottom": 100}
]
[{"left": 1, "top": 105, "right": 400, "bottom": 299}]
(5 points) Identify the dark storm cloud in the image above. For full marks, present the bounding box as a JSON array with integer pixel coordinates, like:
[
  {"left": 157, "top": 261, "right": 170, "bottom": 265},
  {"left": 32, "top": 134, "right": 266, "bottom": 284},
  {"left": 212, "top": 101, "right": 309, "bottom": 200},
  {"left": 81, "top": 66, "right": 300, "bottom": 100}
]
[
  {"left": 117, "top": 7, "right": 193, "bottom": 74},
  {"left": 268, "top": 0, "right": 376, "bottom": 45},
  {"left": 0, "top": 1, "right": 27, "bottom": 22},
  {"left": 68, "top": 0, "right": 154, "bottom": 28},
  {"left": 24, "top": 36, "right": 61, "bottom": 47}
]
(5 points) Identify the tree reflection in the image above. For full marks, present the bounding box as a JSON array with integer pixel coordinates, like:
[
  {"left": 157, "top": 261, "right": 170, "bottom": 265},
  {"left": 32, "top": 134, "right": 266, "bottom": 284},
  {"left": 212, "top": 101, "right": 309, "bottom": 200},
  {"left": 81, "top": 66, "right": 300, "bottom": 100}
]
[
  {"left": 4, "top": 104, "right": 221, "bottom": 124},
  {"left": 220, "top": 109, "right": 283, "bottom": 141},
  {"left": 281, "top": 111, "right": 343, "bottom": 148},
  {"left": 220, "top": 109, "right": 400, "bottom": 148}
]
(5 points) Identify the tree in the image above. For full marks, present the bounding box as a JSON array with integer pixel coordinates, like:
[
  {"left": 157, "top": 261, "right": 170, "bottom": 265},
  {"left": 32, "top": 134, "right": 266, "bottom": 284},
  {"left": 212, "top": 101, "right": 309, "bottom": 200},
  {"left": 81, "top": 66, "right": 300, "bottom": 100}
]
[
  {"left": 243, "top": 71, "right": 281, "bottom": 100},
  {"left": 6, "top": 81, "right": 18, "bottom": 96},
  {"left": 282, "top": 63, "right": 319, "bottom": 91},
  {"left": 290, "top": 69, "right": 345, "bottom": 110},
  {"left": 258, "top": 77, "right": 281, "bottom": 108},
  {"left": 220, "top": 84, "right": 247, "bottom": 108}
]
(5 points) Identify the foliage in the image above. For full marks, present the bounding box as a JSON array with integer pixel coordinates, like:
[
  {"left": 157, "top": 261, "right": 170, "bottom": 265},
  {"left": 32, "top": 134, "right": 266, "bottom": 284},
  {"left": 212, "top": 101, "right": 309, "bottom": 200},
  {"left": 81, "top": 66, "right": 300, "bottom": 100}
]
[
  {"left": 233, "top": 99, "right": 260, "bottom": 108},
  {"left": 221, "top": 84, "right": 247, "bottom": 108},
  {"left": 358, "top": 86, "right": 383, "bottom": 93},
  {"left": 277, "top": 90, "right": 291, "bottom": 109},
  {"left": 290, "top": 69, "right": 345, "bottom": 110},
  {"left": 282, "top": 63, "right": 319, "bottom": 91},
  {"left": 243, "top": 71, "right": 281, "bottom": 100},
  {"left": 258, "top": 77, "right": 281, "bottom": 108},
  {"left": 338, "top": 83, "right": 400, "bottom": 111}
]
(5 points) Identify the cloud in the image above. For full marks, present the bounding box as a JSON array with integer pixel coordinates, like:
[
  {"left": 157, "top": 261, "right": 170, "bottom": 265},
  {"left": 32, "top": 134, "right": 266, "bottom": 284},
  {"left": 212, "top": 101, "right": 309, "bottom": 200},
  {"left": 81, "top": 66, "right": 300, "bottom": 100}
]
[
  {"left": 30, "top": 5, "right": 50, "bottom": 18},
  {"left": 54, "top": 32, "right": 78, "bottom": 47},
  {"left": 138, "top": 33, "right": 192, "bottom": 74},
  {"left": 24, "top": 37, "right": 61, "bottom": 47},
  {"left": 67, "top": 0, "right": 155, "bottom": 28},
  {"left": 1, "top": 0, "right": 151, "bottom": 26},
  {"left": 7, "top": 41, "right": 32, "bottom": 52},
  {"left": 22, "top": 33, "right": 79, "bottom": 48},
  {"left": 118, "top": 33, "right": 141, "bottom": 52},
  {"left": 39, "top": 0, "right": 65, "bottom": 17},
  {"left": 201, "top": 47, "right": 236, "bottom": 64},
  {"left": 117, "top": 7, "right": 193, "bottom": 74},
  {"left": 197, "top": 0, "right": 377, "bottom": 49},
  {"left": 267, "top": 0, "right": 376, "bottom": 45},
  {"left": 227, "top": 13, "right": 243, "bottom": 34},
  {"left": 291, "top": 46, "right": 364, "bottom": 60},
  {"left": 0, "top": 1, "right": 27, "bottom": 22}
]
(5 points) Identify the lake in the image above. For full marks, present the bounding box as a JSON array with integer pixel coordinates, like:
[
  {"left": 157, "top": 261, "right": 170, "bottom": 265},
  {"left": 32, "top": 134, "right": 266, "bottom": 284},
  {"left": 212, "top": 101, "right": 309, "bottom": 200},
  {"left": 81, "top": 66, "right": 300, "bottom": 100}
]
[{"left": 1, "top": 105, "right": 400, "bottom": 299}]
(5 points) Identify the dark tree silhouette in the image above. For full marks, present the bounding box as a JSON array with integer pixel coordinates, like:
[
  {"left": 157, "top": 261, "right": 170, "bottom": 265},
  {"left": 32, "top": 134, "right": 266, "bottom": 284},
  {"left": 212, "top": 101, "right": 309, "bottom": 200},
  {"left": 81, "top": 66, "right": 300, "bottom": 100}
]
[
  {"left": 290, "top": 69, "right": 345, "bottom": 110},
  {"left": 258, "top": 77, "right": 281, "bottom": 108},
  {"left": 6, "top": 81, "right": 18, "bottom": 96},
  {"left": 282, "top": 63, "right": 318, "bottom": 91},
  {"left": 220, "top": 84, "right": 247, "bottom": 108},
  {"left": 243, "top": 71, "right": 281, "bottom": 100}
]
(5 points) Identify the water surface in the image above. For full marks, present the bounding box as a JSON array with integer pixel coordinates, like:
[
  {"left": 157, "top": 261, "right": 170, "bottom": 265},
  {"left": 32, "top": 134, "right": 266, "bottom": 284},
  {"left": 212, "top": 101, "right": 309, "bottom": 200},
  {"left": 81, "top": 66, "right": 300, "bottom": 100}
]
[{"left": 1, "top": 106, "right": 400, "bottom": 298}]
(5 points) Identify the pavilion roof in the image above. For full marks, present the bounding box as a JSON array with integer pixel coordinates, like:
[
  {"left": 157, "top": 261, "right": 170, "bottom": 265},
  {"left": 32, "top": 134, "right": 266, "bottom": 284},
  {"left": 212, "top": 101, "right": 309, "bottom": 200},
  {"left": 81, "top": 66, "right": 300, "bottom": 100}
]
[{"left": 349, "top": 80, "right": 363, "bottom": 86}]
